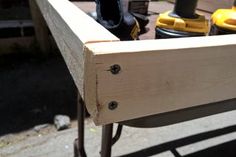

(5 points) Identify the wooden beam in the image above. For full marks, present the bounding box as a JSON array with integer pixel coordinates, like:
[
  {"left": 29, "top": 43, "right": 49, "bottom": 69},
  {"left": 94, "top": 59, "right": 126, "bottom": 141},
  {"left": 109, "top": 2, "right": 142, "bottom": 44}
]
[
  {"left": 34, "top": 0, "right": 119, "bottom": 97},
  {"left": 29, "top": 0, "right": 51, "bottom": 54},
  {"left": 34, "top": 0, "right": 236, "bottom": 126},
  {"left": 85, "top": 34, "right": 236, "bottom": 125}
]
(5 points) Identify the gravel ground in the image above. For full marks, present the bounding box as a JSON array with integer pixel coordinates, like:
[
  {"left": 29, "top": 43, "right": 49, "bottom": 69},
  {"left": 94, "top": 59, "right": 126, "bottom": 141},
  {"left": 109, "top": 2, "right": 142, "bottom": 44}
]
[
  {"left": 0, "top": 51, "right": 235, "bottom": 157},
  {"left": 0, "top": 52, "right": 77, "bottom": 152},
  {"left": 0, "top": 111, "right": 236, "bottom": 157},
  {"left": 0, "top": 52, "right": 77, "bottom": 136}
]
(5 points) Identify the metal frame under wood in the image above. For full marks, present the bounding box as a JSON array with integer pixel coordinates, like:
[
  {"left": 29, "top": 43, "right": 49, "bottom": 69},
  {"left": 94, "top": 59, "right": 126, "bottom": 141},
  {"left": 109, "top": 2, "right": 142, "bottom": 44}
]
[
  {"left": 74, "top": 96, "right": 123, "bottom": 157},
  {"left": 73, "top": 96, "right": 236, "bottom": 157}
]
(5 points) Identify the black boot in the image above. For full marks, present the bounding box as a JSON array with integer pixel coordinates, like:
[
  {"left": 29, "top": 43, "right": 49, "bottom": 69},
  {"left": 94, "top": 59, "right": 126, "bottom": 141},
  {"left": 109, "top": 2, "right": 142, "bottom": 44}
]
[{"left": 95, "top": 0, "right": 140, "bottom": 40}]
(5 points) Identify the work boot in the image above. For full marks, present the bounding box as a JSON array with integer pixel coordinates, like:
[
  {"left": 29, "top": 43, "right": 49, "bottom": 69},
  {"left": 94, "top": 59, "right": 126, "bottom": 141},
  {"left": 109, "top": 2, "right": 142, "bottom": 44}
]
[{"left": 95, "top": 0, "right": 140, "bottom": 40}]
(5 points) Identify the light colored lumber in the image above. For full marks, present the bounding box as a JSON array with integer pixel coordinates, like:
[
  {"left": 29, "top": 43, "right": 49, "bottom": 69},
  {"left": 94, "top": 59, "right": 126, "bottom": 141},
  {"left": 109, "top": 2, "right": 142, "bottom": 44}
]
[
  {"left": 34, "top": 0, "right": 119, "bottom": 97},
  {"left": 35, "top": 0, "right": 236, "bottom": 126},
  {"left": 168, "top": 0, "right": 234, "bottom": 12},
  {"left": 85, "top": 34, "right": 236, "bottom": 125},
  {"left": 29, "top": 0, "right": 51, "bottom": 54}
]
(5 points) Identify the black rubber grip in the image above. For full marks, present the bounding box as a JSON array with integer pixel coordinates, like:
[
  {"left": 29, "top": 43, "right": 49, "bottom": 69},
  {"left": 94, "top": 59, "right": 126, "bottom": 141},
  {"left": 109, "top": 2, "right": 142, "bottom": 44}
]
[{"left": 173, "top": 0, "right": 198, "bottom": 18}]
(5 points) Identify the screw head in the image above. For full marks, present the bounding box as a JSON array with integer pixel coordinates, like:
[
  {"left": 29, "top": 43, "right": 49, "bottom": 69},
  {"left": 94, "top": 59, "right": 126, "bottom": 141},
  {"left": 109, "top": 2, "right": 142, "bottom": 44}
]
[
  {"left": 110, "top": 64, "right": 121, "bottom": 75},
  {"left": 108, "top": 101, "right": 118, "bottom": 110}
]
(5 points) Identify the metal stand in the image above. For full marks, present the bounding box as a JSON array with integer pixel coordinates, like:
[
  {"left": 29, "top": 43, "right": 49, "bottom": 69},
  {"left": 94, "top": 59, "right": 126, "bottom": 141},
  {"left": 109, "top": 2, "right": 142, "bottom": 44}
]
[
  {"left": 74, "top": 96, "right": 87, "bottom": 157},
  {"left": 101, "top": 124, "right": 113, "bottom": 157},
  {"left": 74, "top": 95, "right": 123, "bottom": 157}
]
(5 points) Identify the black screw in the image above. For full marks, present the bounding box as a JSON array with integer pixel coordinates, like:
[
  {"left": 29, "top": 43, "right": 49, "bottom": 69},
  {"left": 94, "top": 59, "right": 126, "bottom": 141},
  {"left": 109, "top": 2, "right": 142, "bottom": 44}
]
[
  {"left": 110, "top": 64, "right": 121, "bottom": 74},
  {"left": 108, "top": 101, "right": 118, "bottom": 110}
]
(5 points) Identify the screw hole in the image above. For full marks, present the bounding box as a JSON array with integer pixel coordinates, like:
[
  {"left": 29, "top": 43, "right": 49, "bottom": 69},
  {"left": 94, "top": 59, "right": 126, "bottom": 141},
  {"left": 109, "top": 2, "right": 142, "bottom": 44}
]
[
  {"left": 110, "top": 64, "right": 121, "bottom": 75},
  {"left": 108, "top": 101, "right": 118, "bottom": 110}
]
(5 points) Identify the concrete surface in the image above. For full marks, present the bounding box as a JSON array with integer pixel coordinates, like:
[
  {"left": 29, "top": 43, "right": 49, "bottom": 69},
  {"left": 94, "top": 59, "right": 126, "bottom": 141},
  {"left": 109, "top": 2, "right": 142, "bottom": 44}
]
[
  {"left": 0, "top": 53, "right": 77, "bottom": 136},
  {"left": 1, "top": 110, "right": 236, "bottom": 157}
]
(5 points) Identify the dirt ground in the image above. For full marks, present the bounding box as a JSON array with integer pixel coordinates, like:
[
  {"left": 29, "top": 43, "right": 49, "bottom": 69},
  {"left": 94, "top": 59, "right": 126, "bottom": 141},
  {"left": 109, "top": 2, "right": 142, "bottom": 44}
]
[{"left": 0, "top": 50, "right": 236, "bottom": 157}]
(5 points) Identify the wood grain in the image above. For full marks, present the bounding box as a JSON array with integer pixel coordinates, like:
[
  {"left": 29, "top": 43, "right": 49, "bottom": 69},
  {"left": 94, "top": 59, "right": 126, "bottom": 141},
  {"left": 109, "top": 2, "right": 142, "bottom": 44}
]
[
  {"left": 85, "top": 35, "right": 236, "bottom": 125},
  {"left": 35, "top": 0, "right": 236, "bottom": 125},
  {"left": 29, "top": 0, "right": 51, "bottom": 54},
  {"left": 34, "top": 0, "right": 119, "bottom": 97}
]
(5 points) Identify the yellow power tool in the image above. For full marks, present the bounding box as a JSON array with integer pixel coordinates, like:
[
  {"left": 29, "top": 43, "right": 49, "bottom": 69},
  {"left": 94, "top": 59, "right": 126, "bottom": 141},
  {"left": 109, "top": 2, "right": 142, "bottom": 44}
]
[
  {"left": 210, "top": 0, "right": 236, "bottom": 35},
  {"left": 155, "top": 0, "right": 209, "bottom": 39}
]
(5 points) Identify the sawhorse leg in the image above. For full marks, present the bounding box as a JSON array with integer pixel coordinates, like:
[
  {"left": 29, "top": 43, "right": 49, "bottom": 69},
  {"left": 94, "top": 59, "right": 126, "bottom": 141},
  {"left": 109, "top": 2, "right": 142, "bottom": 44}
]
[
  {"left": 74, "top": 95, "right": 123, "bottom": 157},
  {"left": 101, "top": 124, "right": 113, "bottom": 157},
  {"left": 74, "top": 95, "right": 86, "bottom": 157}
]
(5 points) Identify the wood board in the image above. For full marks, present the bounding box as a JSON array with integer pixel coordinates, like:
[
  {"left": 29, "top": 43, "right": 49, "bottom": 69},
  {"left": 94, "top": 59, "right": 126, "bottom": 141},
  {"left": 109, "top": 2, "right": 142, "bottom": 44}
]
[
  {"left": 35, "top": 0, "right": 236, "bottom": 125},
  {"left": 34, "top": 0, "right": 119, "bottom": 97},
  {"left": 29, "top": 0, "right": 51, "bottom": 54},
  {"left": 85, "top": 35, "right": 236, "bottom": 125}
]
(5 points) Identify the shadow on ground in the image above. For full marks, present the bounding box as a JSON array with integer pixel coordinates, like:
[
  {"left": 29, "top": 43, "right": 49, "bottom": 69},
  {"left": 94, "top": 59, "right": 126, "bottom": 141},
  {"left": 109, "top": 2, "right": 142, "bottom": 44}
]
[
  {"left": 0, "top": 52, "right": 77, "bottom": 136},
  {"left": 1, "top": 51, "right": 236, "bottom": 157},
  {"left": 120, "top": 125, "right": 236, "bottom": 157}
]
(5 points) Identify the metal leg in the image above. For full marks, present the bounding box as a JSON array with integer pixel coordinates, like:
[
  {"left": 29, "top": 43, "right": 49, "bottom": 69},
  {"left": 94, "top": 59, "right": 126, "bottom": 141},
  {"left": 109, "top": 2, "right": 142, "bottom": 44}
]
[
  {"left": 74, "top": 95, "right": 87, "bottom": 157},
  {"left": 101, "top": 124, "right": 113, "bottom": 157},
  {"left": 112, "top": 124, "right": 123, "bottom": 146},
  {"left": 73, "top": 96, "right": 123, "bottom": 157}
]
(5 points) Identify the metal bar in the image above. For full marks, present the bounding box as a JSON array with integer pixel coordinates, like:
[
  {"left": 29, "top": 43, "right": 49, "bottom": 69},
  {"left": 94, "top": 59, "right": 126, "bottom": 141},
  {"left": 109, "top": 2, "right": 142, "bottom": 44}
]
[
  {"left": 101, "top": 124, "right": 113, "bottom": 157},
  {"left": 112, "top": 124, "right": 123, "bottom": 146},
  {"left": 173, "top": 0, "right": 198, "bottom": 18},
  {"left": 78, "top": 97, "right": 87, "bottom": 156},
  {"left": 74, "top": 95, "right": 87, "bottom": 157}
]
